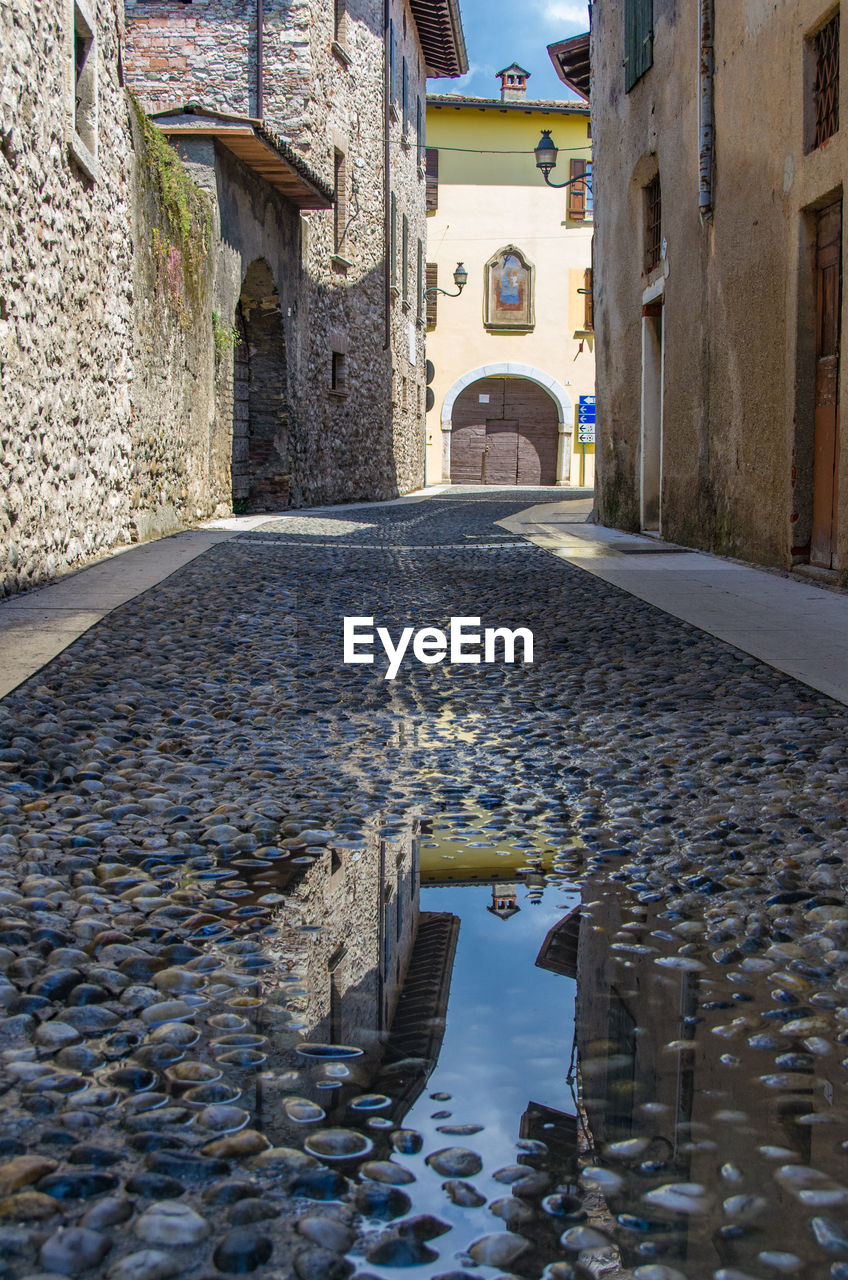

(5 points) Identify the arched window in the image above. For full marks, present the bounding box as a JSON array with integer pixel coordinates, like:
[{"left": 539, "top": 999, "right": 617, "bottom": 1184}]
[{"left": 484, "top": 245, "right": 535, "bottom": 330}]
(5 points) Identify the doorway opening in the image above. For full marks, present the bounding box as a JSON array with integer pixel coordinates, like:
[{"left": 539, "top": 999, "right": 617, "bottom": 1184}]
[
  {"left": 640, "top": 300, "right": 664, "bottom": 531},
  {"left": 230, "top": 259, "right": 289, "bottom": 513}
]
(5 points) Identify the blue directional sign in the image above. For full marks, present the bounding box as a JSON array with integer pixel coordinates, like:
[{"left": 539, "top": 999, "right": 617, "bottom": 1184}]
[{"left": 578, "top": 395, "right": 596, "bottom": 425}]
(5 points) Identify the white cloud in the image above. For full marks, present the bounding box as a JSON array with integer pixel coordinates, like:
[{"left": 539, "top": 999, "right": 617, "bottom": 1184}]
[{"left": 540, "top": 0, "right": 590, "bottom": 28}]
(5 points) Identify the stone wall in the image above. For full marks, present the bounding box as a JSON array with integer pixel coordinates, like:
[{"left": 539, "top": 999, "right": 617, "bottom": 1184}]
[
  {"left": 0, "top": 0, "right": 223, "bottom": 596},
  {"left": 126, "top": 0, "right": 430, "bottom": 509}
]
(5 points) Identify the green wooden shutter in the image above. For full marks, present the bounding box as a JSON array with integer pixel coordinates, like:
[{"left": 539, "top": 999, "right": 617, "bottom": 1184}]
[
  {"left": 425, "top": 264, "right": 438, "bottom": 329},
  {"left": 624, "top": 0, "right": 653, "bottom": 92},
  {"left": 425, "top": 148, "right": 439, "bottom": 212}
]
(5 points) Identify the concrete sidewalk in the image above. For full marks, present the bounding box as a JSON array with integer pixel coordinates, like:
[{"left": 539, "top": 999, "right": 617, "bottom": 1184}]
[
  {"left": 1, "top": 490, "right": 847, "bottom": 706},
  {"left": 499, "top": 500, "right": 848, "bottom": 706}
]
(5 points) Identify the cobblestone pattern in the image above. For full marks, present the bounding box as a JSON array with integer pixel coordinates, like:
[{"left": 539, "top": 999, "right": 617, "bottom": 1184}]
[
  {"left": 0, "top": 494, "right": 846, "bottom": 1273},
  {"left": 0, "top": 1, "right": 221, "bottom": 596}
]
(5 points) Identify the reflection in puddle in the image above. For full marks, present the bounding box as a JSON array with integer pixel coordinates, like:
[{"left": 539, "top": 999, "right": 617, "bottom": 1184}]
[{"left": 178, "top": 808, "right": 848, "bottom": 1279}]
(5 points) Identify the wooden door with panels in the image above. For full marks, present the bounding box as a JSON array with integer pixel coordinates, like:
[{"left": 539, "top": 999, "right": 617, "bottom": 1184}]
[
  {"left": 450, "top": 377, "right": 558, "bottom": 485},
  {"left": 812, "top": 200, "right": 842, "bottom": 568}
]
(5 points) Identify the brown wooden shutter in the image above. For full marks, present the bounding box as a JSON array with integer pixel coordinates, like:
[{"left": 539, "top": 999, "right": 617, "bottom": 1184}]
[
  {"left": 583, "top": 266, "right": 593, "bottom": 331},
  {"left": 568, "top": 159, "right": 587, "bottom": 220},
  {"left": 425, "top": 263, "right": 438, "bottom": 328},
  {"left": 425, "top": 148, "right": 439, "bottom": 212}
]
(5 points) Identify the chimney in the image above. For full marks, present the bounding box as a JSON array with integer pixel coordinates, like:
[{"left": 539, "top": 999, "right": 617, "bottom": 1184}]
[{"left": 497, "top": 63, "right": 530, "bottom": 102}]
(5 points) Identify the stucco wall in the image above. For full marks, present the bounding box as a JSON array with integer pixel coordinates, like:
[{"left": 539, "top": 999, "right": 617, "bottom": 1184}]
[
  {"left": 424, "top": 101, "right": 595, "bottom": 487},
  {"left": 593, "top": 0, "right": 848, "bottom": 572},
  {"left": 0, "top": 0, "right": 220, "bottom": 597}
]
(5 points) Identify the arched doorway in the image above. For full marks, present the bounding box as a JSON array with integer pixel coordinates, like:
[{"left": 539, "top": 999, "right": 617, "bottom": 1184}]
[
  {"left": 450, "top": 376, "right": 560, "bottom": 485},
  {"left": 230, "top": 259, "right": 288, "bottom": 512}
]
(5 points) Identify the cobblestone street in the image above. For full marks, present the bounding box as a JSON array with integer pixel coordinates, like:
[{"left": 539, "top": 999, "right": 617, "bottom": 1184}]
[{"left": 1, "top": 492, "right": 847, "bottom": 1280}]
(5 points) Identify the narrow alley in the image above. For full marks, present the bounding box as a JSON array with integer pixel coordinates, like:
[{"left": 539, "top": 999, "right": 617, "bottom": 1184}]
[{"left": 0, "top": 493, "right": 846, "bottom": 1280}]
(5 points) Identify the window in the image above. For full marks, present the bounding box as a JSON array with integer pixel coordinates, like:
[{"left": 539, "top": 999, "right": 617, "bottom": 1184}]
[
  {"left": 331, "top": 351, "right": 347, "bottom": 393},
  {"left": 425, "top": 263, "right": 438, "bottom": 329},
  {"left": 389, "top": 21, "right": 397, "bottom": 104},
  {"left": 582, "top": 267, "right": 594, "bottom": 331},
  {"left": 416, "top": 238, "right": 424, "bottom": 318},
  {"left": 402, "top": 213, "right": 409, "bottom": 304},
  {"left": 333, "top": 150, "right": 347, "bottom": 253},
  {"left": 568, "top": 158, "right": 591, "bottom": 220},
  {"left": 813, "top": 11, "right": 840, "bottom": 148},
  {"left": 425, "top": 147, "right": 439, "bottom": 212},
  {"left": 69, "top": 0, "right": 100, "bottom": 179},
  {"left": 390, "top": 193, "right": 397, "bottom": 288},
  {"left": 402, "top": 58, "right": 409, "bottom": 133},
  {"left": 624, "top": 0, "right": 653, "bottom": 92},
  {"left": 334, "top": 0, "right": 345, "bottom": 42},
  {"left": 644, "top": 174, "right": 662, "bottom": 273},
  {"left": 416, "top": 97, "right": 424, "bottom": 168}
]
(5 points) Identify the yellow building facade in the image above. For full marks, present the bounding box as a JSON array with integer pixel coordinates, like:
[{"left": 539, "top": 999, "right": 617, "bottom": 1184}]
[{"left": 424, "top": 78, "right": 594, "bottom": 488}]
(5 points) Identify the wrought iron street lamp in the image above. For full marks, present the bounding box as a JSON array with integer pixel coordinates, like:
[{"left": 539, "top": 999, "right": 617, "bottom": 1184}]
[
  {"left": 423, "top": 262, "right": 468, "bottom": 300},
  {"left": 534, "top": 129, "right": 593, "bottom": 192}
]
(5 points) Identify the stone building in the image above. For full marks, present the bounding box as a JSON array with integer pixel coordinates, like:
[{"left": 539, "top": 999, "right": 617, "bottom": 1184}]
[
  {"left": 125, "top": 0, "right": 467, "bottom": 511},
  {"left": 588, "top": 1, "right": 848, "bottom": 580},
  {"left": 424, "top": 71, "right": 595, "bottom": 487},
  {"left": 0, "top": 0, "right": 219, "bottom": 595},
  {"left": 0, "top": 0, "right": 466, "bottom": 596}
]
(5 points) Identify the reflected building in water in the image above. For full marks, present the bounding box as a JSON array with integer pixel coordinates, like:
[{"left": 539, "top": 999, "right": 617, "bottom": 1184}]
[{"left": 573, "top": 883, "right": 844, "bottom": 1276}]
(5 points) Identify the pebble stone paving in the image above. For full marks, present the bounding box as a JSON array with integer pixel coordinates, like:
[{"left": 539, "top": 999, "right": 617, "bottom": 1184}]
[{"left": 0, "top": 491, "right": 846, "bottom": 1280}]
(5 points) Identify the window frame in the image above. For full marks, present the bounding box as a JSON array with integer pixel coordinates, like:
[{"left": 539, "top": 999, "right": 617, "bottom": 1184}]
[{"left": 68, "top": 0, "right": 101, "bottom": 182}]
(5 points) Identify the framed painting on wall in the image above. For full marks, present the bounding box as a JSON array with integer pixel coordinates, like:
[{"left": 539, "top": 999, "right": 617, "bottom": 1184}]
[{"left": 484, "top": 245, "right": 535, "bottom": 330}]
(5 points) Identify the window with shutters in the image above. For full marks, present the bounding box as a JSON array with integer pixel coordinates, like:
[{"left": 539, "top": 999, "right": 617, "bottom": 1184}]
[
  {"left": 402, "top": 213, "right": 409, "bottom": 305},
  {"left": 425, "top": 263, "right": 438, "bottom": 329},
  {"left": 333, "top": 150, "right": 347, "bottom": 254},
  {"left": 402, "top": 58, "right": 409, "bottom": 134},
  {"left": 333, "top": 0, "right": 346, "bottom": 45},
  {"left": 330, "top": 351, "right": 347, "bottom": 394},
  {"left": 567, "top": 158, "right": 592, "bottom": 221},
  {"left": 390, "top": 193, "right": 398, "bottom": 290},
  {"left": 583, "top": 267, "right": 593, "bottom": 331},
  {"left": 389, "top": 21, "right": 398, "bottom": 110},
  {"left": 416, "top": 239, "right": 424, "bottom": 319},
  {"left": 811, "top": 11, "right": 840, "bottom": 150},
  {"left": 425, "top": 148, "right": 439, "bottom": 213},
  {"left": 69, "top": 0, "right": 101, "bottom": 181},
  {"left": 624, "top": 0, "right": 653, "bottom": 93},
  {"left": 644, "top": 174, "right": 662, "bottom": 273},
  {"left": 416, "top": 98, "right": 424, "bottom": 168}
]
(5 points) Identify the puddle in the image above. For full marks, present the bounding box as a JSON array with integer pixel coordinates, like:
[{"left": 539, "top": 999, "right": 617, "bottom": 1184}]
[{"left": 223, "top": 807, "right": 848, "bottom": 1280}]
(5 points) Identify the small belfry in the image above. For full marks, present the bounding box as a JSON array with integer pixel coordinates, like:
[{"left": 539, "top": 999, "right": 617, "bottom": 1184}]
[{"left": 496, "top": 62, "right": 530, "bottom": 101}]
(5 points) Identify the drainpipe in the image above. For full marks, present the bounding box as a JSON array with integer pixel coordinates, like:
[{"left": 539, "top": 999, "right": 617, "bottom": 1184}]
[
  {"left": 698, "top": 0, "right": 714, "bottom": 221},
  {"left": 383, "top": 0, "right": 391, "bottom": 352},
  {"left": 256, "top": 0, "right": 264, "bottom": 121}
]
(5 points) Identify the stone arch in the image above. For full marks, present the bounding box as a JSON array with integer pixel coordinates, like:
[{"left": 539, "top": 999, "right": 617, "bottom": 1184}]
[
  {"left": 231, "top": 258, "right": 289, "bottom": 512},
  {"left": 440, "top": 363, "right": 574, "bottom": 485}
]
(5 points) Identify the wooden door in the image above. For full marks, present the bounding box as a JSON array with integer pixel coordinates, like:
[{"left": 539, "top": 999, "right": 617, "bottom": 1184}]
[
  {"left": 484, "top": 420, "right": 519, "bottom": 483},
  {"left": 812, "top": 200, "right": 842, "bottom": 567},
  {"left": 506, "top": 382, "right": 558, "bottom": 485},
  {"left": 451, "top": 378, "right": 505, "bottom": 483},
  {"left": 450, "top": 377, "right": 557, "bottom": 485}
]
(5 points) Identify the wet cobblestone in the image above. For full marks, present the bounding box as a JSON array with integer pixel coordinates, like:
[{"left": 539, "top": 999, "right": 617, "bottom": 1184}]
[{"left": 0, "top": 492, "right": 846, "bottom": 1279}]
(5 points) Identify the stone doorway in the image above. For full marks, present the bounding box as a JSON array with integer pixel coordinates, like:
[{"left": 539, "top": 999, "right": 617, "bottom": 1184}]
[{"left": 230, "top": 259, "right": 289, "bottom": 513}]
